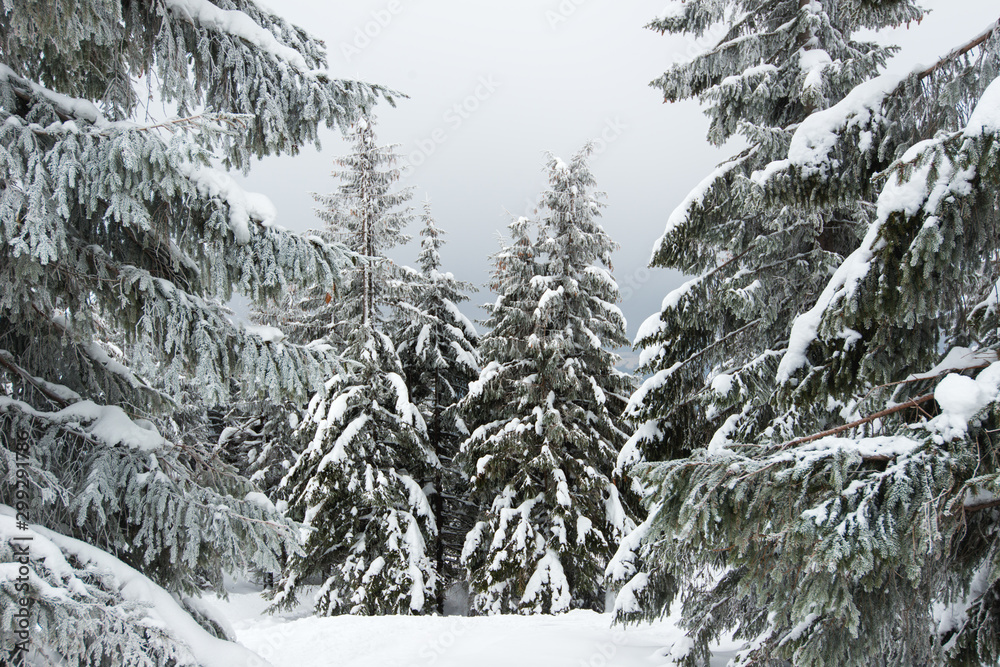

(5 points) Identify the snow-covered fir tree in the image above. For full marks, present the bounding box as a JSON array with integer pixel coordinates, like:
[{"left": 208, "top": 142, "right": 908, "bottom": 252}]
[
  {"left": 616, "top": 4, "right": 1000, "bottom": 666},
  {"left": 0, "top": 1, "right": 389, "bottom": 665},
  {"left": 611, "top": 0, "right": 923, "bottom": 629},
  {"left": 271, "top": 122, "right": 438, "bottom": 617},
  {"left": 314, "top": 116, "right": 414, "bottom": 343},
  {"left": 253, "top": 117, "right": 412, "bottom": 347},
  {"left": 460, "top": 146, "right": 637, "bottom": 615},
  {"left": 272, "top": 323, "right": 438, "bottom": 616},
  {"left": 394, "top": 201, "right": 480, "bottom": 611}
]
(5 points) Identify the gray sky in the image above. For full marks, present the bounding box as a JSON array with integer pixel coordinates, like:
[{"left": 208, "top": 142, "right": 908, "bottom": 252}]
[{"left": 239, "top": 0, "right": 998, "bottom": 348}]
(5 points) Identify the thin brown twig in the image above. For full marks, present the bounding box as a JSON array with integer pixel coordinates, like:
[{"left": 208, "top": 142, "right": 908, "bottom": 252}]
[
  {"left": 0, "top": 350, "right": 72, "bottom": 408},
  {"left": 965, "top": 498, "right": 1000, "bottom": 514},
  {"left": 785, "top": 393, "right": 936, "bottom": 448}
]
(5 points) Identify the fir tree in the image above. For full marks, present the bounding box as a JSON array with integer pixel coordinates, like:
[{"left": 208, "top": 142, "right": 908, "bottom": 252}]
[
  {"left": 612, "top": 0, "right": 924, "bottom": 632},
  {"left": 618, "top": 4, "right": 1000, "bottom": 666},
  {"left": 253, "top": 117, "right": 413, "bottom": 347},
  {"left": 395, "top": 201, "right": 480, "bottom": 612},
  {"left": 270, "top": 119, "right": 438, "bottom": 617},
  {"left": 0, "top": 1, "right": 389, "bottom": 664},
  {"left": 314, "top": 116, "right": 414, "bottom": 342},
  {"left": 271, "top": 324, "right": 438, "bottom": 616},
  {"left": 460, "top": 146, "right": 637, "bottom": 615}
]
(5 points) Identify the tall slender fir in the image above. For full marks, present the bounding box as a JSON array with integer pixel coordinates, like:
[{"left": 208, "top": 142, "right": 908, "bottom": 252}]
[
  {"left": 395, "top": 201, "right": 480, "bottom": 612},
  {"left": 271, "top": 119, "right": 438, "bottom": 616}
]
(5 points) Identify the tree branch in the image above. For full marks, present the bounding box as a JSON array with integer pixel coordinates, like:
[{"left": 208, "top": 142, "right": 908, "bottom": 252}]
[
  {"left": 0, "top": 349, "right": 73, "bottom": 408},
  {"left": 965, "top": 498, "right": 1000, "bottom": 514},
  {"left": 916, "top": 18, "right": 1000, "bottom": 81},
  {"left": 785, "top": 393, "right": 936, "bottom": 448}
]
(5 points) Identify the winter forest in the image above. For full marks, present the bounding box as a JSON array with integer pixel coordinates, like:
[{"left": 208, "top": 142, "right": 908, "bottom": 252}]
[{"left": 2, "top": 1, "right": 1000, "bottom": 666}]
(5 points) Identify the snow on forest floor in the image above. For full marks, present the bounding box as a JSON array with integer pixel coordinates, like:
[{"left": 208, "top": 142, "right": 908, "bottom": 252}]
[{"left": 206, "top": 581, "right": 742, "bottom": 667}]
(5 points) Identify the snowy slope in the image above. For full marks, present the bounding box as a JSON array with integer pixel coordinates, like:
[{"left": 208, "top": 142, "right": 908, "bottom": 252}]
[{"left": 208, "top": 583, "right": 741, "bottom": 667}]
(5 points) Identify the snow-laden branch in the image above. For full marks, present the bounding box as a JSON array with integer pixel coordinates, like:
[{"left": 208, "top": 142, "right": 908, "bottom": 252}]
[
  {"left": 0, "top": 508, "right": 271, "bottom": 667},
  {"left": 162, "top": 0, "right": 313, "bottom": 74}
]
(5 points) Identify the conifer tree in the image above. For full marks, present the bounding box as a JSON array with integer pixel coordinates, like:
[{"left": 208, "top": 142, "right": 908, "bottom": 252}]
[
  {"left": 315, "top": 117, "right": 414, "bottom": 343},
  {"left": 0, "top": 1, "right": 389, "bottom": 664},
  {"left": 271, "top": 120, "right": 438, "bottom": 617},
  {"left": 612, "top": 0, "right": 924, "bottom": 625},
  {"left": 253, "top": 117, "right": 413, "bottom": 347},
  {"left": 271, "top": 323, "right": 438, "bottom": 616},
  {"left": 460, "top": 147, "right": 636, "bottom": 615},
  {"left": 618, "top": 4, "right": 1000, "bottom": 666},
  {"left": 395, "top": 201, "right": 480, "bottom": 611}
]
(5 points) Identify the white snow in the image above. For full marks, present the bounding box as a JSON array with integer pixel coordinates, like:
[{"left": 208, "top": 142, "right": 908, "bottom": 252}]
[
  {"left": 0, "top": 397, "right": 166, "bottom": 452},
  {"left": 0, "top": 63, "right": 108, "bottom": 127},
  {"left": 928, "top": 362, "right": 1000, "bottom": 442},
  {"left": 245, "top": 324, "right": 286, "bottom": 344},
  {"left": 318, "top": 414, "right": 369, "bottom": 469},
  {"left": 616, "top": 420, "right": 660, "bottom": 475},
  {"left": 552, "top": 469, "right": 572, "bottom": 508},
  {"left": 180, "top": 163, "right": 278, "bottom": 244},
  {"left": 720, "top": 64, "right": 778, "bottom": 88},
  {"left": 0, "top": 509, "right": 266, "bottom": 667},
  {"left": 521, "top": 550, "right": 572, "bottom": 613},
  {"left": 908, "top": 347, "right": 998, "bottom": 382},
  {"left": 244, "top": 491, "right": 278, "bottom": 513},
  {"left": 613, "top": 572, "right": 650, "bottom": 615},
  {"left": 964, "top": 74, "right": 1000, "bottom": 137},
  {"left": 776, "top": 195, "right": 889, "bottom": 383},
  {"left": 387, "top": 372, "right": 423, "bottom": 427},
  {"left": 205, "top": 582, "right": 743, "bottom": 667},
  {"left": 786, "top": 73, "right": 904, "bottom": 173},
  {"left": 798, "top": 48, "right": 832, "bottom": 91},
  {"left": 658, "top": 0, "right": 687, "bottom": 20},
  {"left": 710, "top": 373, "right": 734, "bottom": 396},
  {"left": 449, "top": 341, "right": 480, "bottom": 373},
  {"left": 652, "top": 157, "right": 747, "bottom": 263},
  {"left": 753, "top": 72, "right": 905, "bottom": 184},
  {"left": 443, "top": 298, "right": 479, "bottom": 340},
  {"left": 706, "top": 413, "right": 741, "bottom": 456}
]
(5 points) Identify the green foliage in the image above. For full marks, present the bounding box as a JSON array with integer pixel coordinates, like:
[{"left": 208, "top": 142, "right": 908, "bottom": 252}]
[
  {"left": 269, "top": 120, "right": 438, "bottom": 617},
  {"left": 621, "top": 3, "right": 1000, "bottom": 666},
  {"left": 0, "top": 0, "right": 385, "bottom": 663},
  {"left": 271, "top": 326, "right": 438, "bottom": 616},
  {"left": 395, "top": 203, "right": 480, "bottom": 611},
  {"left": 460, "top": 146, "right": 637, "bottom": 615}
]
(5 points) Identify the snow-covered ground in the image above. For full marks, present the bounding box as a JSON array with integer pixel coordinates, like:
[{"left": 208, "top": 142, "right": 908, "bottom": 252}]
[{"left": 206, "top": 582, "right": 741, "bottom": 667}]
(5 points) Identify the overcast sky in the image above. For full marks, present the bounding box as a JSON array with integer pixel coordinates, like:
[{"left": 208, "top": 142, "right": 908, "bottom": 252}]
[{"left": 238, "top": 0, "right": 998, "bottom": 348}]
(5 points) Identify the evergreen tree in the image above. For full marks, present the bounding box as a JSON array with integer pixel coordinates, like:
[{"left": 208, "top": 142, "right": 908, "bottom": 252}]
[
  {"left": 270, "top": 119, "right": 438, "bottom": 617},
  {"left": 395, "top": 201, "right": 480, "bottom": 612},
  {"left": 612, "top": 0, "right": 923, "bottom": 630},
  {"left": 314, "top": 116, "right": 414, "bottom": 343},
  {"left": 460, "top": 147, "right": 637, "bottom": 615},
  {"left": 618, "top": 4, "right": 1000, "bottom": 666},
  {"left": 271, "top": 324, "right": 438, "bottom": 616},
  {"left": 0, "top": 1, "right": 388, "bottom": 664},
  {"left": 253, "top": 117, "right": 412, "bottom": 347}
]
